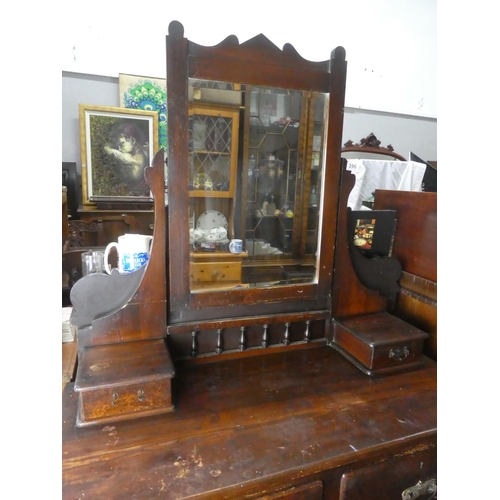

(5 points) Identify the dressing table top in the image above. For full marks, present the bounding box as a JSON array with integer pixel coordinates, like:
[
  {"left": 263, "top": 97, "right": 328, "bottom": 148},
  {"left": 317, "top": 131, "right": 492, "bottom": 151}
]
[{"left": 62, "top": 345, "right": 437, "bottom": 499}]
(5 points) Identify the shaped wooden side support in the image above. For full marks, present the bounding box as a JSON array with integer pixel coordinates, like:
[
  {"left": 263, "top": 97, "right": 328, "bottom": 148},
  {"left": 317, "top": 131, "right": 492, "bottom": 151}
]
[
  {"left": 330, "top": 162, "right": 428, "bottom": 376},
  {"left": 72, "top": 149, "right": 174, "bottom": 427},
  {"left": 331, "top": 162, "right": 388, "bottom": 319},
  {"left": 73, "top": 149, "right": 168, "bottom": 347}
]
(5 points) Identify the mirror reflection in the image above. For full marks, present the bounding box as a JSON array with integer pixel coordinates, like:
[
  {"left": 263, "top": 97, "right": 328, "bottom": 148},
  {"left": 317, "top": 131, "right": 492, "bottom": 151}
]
[{"left": 187, "top": 78, "right": 327, "bottom": 293}]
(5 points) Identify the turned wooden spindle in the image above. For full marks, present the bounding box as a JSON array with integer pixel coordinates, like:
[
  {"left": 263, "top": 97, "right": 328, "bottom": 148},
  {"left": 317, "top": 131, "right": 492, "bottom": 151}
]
[
  {"left": 283, "top": 323, "right": 290, "bottom": 346},
  {"left": 191, "top": 331, "right": 198, "bottom": 357},
  {"left": 262, "top": 324, "right": 269, "bottom": 348},
  {"left": 304, "top": 320, "right": 310, "bottom": 343},
  {"left": 239, "top": 326, "right": 246, "bottom": 351},
  {"left": 215, "top": 328, "right": 224, "bottom": 354}
]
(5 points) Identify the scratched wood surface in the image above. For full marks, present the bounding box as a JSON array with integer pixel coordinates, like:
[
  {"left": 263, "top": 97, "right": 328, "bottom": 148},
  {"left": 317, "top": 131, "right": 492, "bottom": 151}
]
[{"left": 62, "top": 346, "right": 436, "bottom": 499}]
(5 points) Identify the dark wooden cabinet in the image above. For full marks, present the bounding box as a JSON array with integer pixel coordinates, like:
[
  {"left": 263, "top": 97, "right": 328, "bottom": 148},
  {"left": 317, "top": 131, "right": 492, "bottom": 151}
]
[
  {"left": 77, "top": 206, "right": 155, "bottom": 247},
  {"left": 339, "top": 449, "right": 436, "bottom": 499},
  {"left": 63, "top": 21, "right": 436, "bottom": 499},
  {"left": 62, "top": 346, "right": 436, "bottom": 499}
]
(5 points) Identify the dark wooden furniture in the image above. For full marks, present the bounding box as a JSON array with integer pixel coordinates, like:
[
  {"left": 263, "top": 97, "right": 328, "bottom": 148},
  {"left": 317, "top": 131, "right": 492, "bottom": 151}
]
[
  {"left": 63, "top": 21, "right": 437, "bottom": 498},
  {"left": 62, "top": 248, "right": 88, "bottom": 305},
  {"left": 62, "top": 187, "right": 69, "bottom": 240},
  {"left": 373, "top": 189, "right": 437, "bottom": 360},
  {"left": 63, "top": 346, "right": 436, "bottom": 499},
  {"left": 74, "top": 338, "right": 174, "bottom": 427},
  {"left": 67, "top": 219, "right": 104, "bottom": 248},
  {"left": 329, "top": 164, "right": 430, "bottom": 376},
  {"left": 165, "top": 20, "right": 346, "bottom": 331},
  {"left": 62, "top": 162, "right": 80, "bottom": 220},
  {"left": 76, "top": 206, "right": 155, "bottom": 247}
]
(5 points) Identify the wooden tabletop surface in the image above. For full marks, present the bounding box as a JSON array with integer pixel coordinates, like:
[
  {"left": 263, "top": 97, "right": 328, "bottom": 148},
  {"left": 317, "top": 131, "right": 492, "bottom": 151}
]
[{"left": 62, "top": 345, "right": 437, "bottom": 499}]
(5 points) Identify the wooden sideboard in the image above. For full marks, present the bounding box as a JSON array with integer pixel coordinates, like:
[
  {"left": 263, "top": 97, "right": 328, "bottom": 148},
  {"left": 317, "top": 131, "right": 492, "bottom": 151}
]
[
  {"left": 76, "top": 206, "right": 155, "bottom": 247},
  {"left": 62, "top": 344, "right": 436, "bottom": 499}
]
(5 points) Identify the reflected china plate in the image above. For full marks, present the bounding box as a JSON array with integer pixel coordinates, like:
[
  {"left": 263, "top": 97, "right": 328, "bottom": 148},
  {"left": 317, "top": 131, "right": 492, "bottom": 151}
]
[{"left": 196, "top": 210, "right": 228, "bottom": 231}]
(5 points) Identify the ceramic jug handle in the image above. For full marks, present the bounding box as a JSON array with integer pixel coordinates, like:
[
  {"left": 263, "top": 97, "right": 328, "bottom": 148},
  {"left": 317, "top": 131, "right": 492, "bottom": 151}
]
[{"left": 104, "top": 242, "right": 118, "bottom": 275}]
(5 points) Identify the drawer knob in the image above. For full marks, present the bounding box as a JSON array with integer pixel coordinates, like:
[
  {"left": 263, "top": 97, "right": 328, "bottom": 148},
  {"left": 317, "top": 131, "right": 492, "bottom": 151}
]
[{"left": 389, "top": 346, "right": 409, "bottom": 361}]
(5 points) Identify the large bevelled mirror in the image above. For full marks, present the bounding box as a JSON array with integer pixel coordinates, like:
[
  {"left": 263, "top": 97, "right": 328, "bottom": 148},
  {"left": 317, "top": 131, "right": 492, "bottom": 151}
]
[{"left": 187, "top": 78, "right": 327, "bottom": 293}]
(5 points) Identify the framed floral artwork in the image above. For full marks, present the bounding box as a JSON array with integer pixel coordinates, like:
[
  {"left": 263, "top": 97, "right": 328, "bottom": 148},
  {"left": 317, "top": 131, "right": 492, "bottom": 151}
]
[
  {"left": 79, "top": 104, "right": 159, "bottom": 206},
  {"left": 119, "top": 74, "right": 167, "bottom": 150}
]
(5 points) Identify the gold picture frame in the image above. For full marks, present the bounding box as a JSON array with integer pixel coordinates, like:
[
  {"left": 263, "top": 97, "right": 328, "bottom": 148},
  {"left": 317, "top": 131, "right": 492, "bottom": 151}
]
[{"left": 79, "top": 104, "right": 159, "bottom": 206}]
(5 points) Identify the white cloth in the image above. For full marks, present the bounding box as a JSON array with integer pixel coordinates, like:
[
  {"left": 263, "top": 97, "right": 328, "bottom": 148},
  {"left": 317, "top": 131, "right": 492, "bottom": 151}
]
[{"left": 346, "top": 160, "right": 426, "bottom": 210}]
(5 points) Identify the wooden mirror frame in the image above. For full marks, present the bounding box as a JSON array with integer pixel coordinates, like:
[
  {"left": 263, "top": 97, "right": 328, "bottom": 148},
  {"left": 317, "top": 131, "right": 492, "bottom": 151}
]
[{"left": 166, "top": 21, "right": 347, "bottom": 324}]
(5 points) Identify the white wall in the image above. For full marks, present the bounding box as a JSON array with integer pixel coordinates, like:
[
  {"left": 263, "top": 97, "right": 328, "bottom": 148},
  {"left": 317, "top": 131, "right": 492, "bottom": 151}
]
[{"left": 60, "top": 0, "right": 436, "bottom": 118}]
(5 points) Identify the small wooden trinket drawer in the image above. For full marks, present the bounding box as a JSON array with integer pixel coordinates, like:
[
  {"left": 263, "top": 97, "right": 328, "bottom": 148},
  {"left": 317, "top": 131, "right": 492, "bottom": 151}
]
[
  {"left": 74, "top": 339, "right": 175, "bottom": 427},
  {"left": 190, "top": 251, "right": 248, "bottom": 290},
  {"left": 332, "top": 312, "right": 428, "bottom": 376}
]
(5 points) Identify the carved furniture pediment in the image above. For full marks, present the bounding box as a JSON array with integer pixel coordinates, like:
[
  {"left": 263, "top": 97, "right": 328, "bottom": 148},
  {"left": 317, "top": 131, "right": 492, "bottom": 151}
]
[{"left": 342, "top": 132, "right": 406, "bottom": 161}]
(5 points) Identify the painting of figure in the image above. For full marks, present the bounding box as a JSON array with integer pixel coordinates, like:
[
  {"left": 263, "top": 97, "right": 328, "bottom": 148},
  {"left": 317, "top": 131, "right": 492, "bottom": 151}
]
[{"left": 79, "top": 105, "right": 158, "bottom": 204}]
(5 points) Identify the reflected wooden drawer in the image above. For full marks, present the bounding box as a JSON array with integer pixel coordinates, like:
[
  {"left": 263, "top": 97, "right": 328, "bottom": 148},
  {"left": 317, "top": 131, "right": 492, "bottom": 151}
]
[
  {"left": 191, "top": 260, "right": 242, "bottom": 283},
  {"left": 190, "top": 251, "right": 247, "bottom": 284}
]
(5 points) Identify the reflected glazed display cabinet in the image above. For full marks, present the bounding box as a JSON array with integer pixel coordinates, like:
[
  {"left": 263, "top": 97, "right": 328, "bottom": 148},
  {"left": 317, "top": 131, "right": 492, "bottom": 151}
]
[{"left": 62, "top": 21, "right": 437, "bottom": 500}]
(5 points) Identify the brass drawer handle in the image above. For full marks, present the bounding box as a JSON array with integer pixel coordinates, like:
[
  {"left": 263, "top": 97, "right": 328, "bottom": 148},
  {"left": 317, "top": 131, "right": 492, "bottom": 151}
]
[
  {"left": 402, "top": 478, "right": 436, "bottom": 499},
  {"left": 389, "top": 346, "right": 410, "bottom": 361}
]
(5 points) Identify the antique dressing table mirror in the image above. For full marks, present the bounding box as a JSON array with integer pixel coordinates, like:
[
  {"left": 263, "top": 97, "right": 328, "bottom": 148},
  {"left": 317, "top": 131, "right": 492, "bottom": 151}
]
[
  {"left": 64, "top": 21, "right": 436, "bottom": 499},
  {"left": 165, "top": 19, "right": 347, "bottom": 353}
]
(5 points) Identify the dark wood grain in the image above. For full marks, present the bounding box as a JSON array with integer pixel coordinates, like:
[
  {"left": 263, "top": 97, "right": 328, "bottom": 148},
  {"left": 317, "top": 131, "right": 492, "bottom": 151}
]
[
  {"left": 74, "top": 339, "right": 174, "bottom": 427},
  {"left": 331, "top": 162, "right": 387, "bottom": 319},
  {"left": 373, "top": 190, "right": 437, "bottom": 283},
  {"left": 63, "top": 345, "right": 436, "bottom": 499},
  {"left": 64, "top": 22, "right": 437, "bottom": 499},
  {"left": 333, "top": 312, "right": 428, "bottom": 375},
  {"left": 374, "top": 190, "right": 437, "bottom": 360},
  {"left": 166, "top": 21, "right": 347, "bottom": 322},
  {"left": 394, "top": 271, "right": 437, "bottom": 360}
]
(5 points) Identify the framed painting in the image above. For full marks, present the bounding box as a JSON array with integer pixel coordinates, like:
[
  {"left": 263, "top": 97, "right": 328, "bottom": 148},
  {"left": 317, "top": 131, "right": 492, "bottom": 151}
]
[
  {"left": 119, "top": 74, "right": 168, "bottom": 204},
  {"left": 79, "top": 104, "right": 159, "bottom": 206}
]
